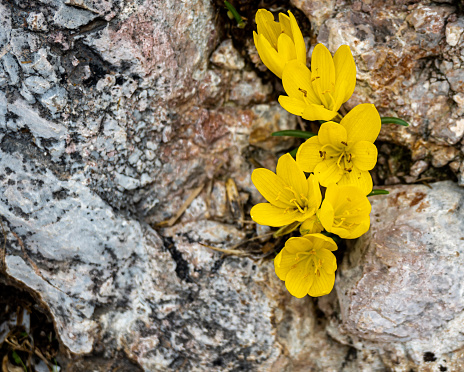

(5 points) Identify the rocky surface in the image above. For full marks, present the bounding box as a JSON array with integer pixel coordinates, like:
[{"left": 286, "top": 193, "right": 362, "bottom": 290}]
[{"left": 1, "top": 0, "right": 464, "bottom": 371}]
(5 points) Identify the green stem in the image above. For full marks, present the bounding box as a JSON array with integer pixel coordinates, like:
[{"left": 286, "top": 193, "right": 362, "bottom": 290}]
[
  {"left": 367, "top": 189, "right": 390, "bottom": 196},
  {"left": 224, "top": 1, "right": 245, "bottom": 28},
  {"left": 381, "top": 117, "right": 409, "bottom": 127},
  {"left": 271, "top": 130, "right": 316, "bottom": 139}
]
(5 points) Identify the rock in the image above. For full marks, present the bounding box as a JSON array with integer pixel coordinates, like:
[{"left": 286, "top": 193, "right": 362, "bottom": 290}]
[
  {"left": 446, "top": 17, "right": 464, "bottom": 46},
  {"left": 210, "top": 39, "right": 245, "bottom": 70},
  {"left": 24, "top": 75, "right": 52, "bottom": 94},
  {"left": 54, "top": 4, "right": 98, "bottom": 29},
  {"left": 290, "top": 0, "right": 335, "bottom": 33},
  {"left": 336, "top": 182, "right": 464, "bottom": 365},
  {"left": 27, "top": 12, "right": 48, "bottom": 32}
]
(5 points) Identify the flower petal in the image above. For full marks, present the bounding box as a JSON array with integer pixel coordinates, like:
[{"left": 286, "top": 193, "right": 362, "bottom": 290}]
[
  {"left": 314, "top": 159, "right": 344, "bottom": 187},
  {"left": 282, "top": 60, "right": 320, "bottom": 104},
  {"left": 305, "top": 233, "right": 338, "bottom": 252},
  {"left": 296, "top": 136, "right": 323, "bottom": 172},
  {"left": 341, "top": 103, "right": 381, "bottom": 143},
  {"left": 284, "top": 236, "right": 313, "bottom": 254},
  {"left": 311, "top": 44, "right": 336, "bottom": 107},
  {"left": 288, "top": 11, "right": 306, "bottom": 65},
  {"left": 308, "top": 270, "right": 335, "bottom": 297},
  {"left": 318, "top": 199, "right": 335, "bottom": 233},
  {"left": 333, "top": 45, "right": 356, "bottom": 103},
  {"left": 307, "top": 173, "right": 322, "bottom": 210},
  {"left": 331, "top": 219, "right": 370, "bottom": 239},
  {"left": 255, "top": 9, "right": 280, "bottom": 48},
  {"left": 278, "top": 13, "right": 292, "bottom": 37},
  {"left": 285, "top": 262, "right": 314, "bottom": 298},
  {"left": 277, "top": 33, "right": 297, "bottom": 63},
  {"left": 300, "top": 215, "right": 324, "bottom": 235},
  {"left": 275, "top": 249, "right": 296, "bottom": 280},
  {"left": 318, "top": 121, "right": 347, "bottom": 147},
  {"left": 316, "top": 248, "right": 338, "bottom": 274},
  {"left": 302, "top": 104, "right": 338, "bottom": 121},
  {"left": 278, "top": 96, "right": 306, "bottom": 116},
  {"left": 250, "top": 203, "right": 300, "bottom": 227},
  {"left": 337, "top": 167, "right": 373, "bottom": 195},
  {"left": 350, "top": 141, "right": 378, "bottom": 171},
  {"left": 255, "top": 33, "right": 286, "bottom": 78},
  {"left": 276, "top": 153, "right": 308, "bottom": 203},
  {"left": 251, "top": 168, "right": 294, "bottom": 208}
]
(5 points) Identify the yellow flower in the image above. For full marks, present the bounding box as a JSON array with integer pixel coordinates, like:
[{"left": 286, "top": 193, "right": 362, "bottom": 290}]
[
  {"left": 318, "top": 183, "right": 371, "bottom": 239},
  {"left": 296, "top": 103, "right": 380, "bottom": 195},
  {"left": 299, "top": 214, "right": 324, "bottom": 235},
  {"left": 253, "top": 9, "right": 306, "bottom": 79},
  {"left": 274, "top": 234, "right": 338, "bottom": 298},
  {"left": 278, "top": 43, "right": 356, "bottom": 121},
  {"left": 250, "top": 153, "right": 321, "bottom": 227}
]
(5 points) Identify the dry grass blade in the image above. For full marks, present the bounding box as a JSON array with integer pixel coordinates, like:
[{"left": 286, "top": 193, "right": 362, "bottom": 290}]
[
  {"left": 200, "top": 232, "right": 274, "bottom": 256},
  {"left": 157, "top": 184, "right": 205, "bottom": 227}
]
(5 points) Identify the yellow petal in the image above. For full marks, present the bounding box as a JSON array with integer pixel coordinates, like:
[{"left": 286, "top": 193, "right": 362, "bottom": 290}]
[
  {"left": 331, "top": 219, "right": 370, "bottom": 239},
  {"left": 305, "top": 233, "right": 338, "bottom": 252},
  {"left": 250, "top": 203, "right": 300, "bottom": 226},
  {"left": 255, "top": 9, "right": 280, "bottom": 48},
  {"left": 285, "top": 263, "right": 314, "bottom": 298},
  {"left": 277, "top": 33, "right": 297, "bottom": 65},
  {"left": 276, "top": 153, "right": 308, "bottom": 203},
  {"left": 350, "top": 141, "right": 378, "bottom": 171},
  {"left": 251, "top": 168, "right": 294, "bottom": 208},
  {"left": 275, "top": 249, "right": 297, "bottom": 280},
  {"left": 314, "top": 160, "right": 344, "bottom": 187},
  {"left": 278, "top": 13, "right": 292, "bottom": 37},
  {"left": 318, "top": 121, "right": 347, "bottom": 146},
  {"left": 311, "top": 44, "right": 336, "bottom": 107},
  {"left": 282, "top": 60, "right": 320, "bottom": 104},
  {"left": 308, "top": 270, "right": 335, "bottom": 297},
  {"left": 318, "top": 200, "right": 335, "bottom": 233},
  {"left": 278, "top": 96, "right": 306, "bottom": 116},
  {"left": 341, "top": 103, "right": 381, "bottom": 143},
  {"left": 337, "top": 167, "right": 373, "bottom": 195},
  {"left": 317, "top": 248, "right": 337, "bottom": 274},
  {"left": 331, "top": 79, "right": 347, "bottom": 113},
  {"left": 288, "top": 11, "right": 306, "bottom": 65},
  {"left": 255, "top": 33, "right": 286, "bottom": 78},
  {"left": 284, "top": 236, "right": 313, "bottom": 254},
  {"left": 333, "top": 45, "right": 356, "bottom": 103},
  {"left": 300, "top": 216, "right": 324, "bottom": 235},
  {"left": 307, "top": 173, "right": 322, "bottom": 210},
  {"left": 302, "top": 104, "right": 338, "bottom": 121},
  {"left": 296, "top": 136, "right": 323, "bottom": 172}
]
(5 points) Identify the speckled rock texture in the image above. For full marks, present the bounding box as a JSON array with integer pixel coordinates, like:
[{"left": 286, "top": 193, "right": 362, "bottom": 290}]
[{"left": 1, "top": 0, "right": 464, "bottom": 370}]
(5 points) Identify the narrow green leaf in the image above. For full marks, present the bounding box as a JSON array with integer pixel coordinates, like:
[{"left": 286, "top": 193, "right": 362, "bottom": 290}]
[
  {"left": 381, "top": 117, "right": 409, "bottom": 127},
  {"left": 288, "top": 147, "right": 298, "bottom": 158},
  {"left": 367, "top": 189, "right": 390, "bottom": 196},
  {"left": 224, "top": 1, "right": 245, "bottom": 27},
  {"left": 271, "top": 130, "right": 316, "bottom": 139},
  {"left": 273, "top": 221, "right": 300, "bottom": 237},
  {"left": 12, "top": 351, "right": 27, "bottom": 372}
]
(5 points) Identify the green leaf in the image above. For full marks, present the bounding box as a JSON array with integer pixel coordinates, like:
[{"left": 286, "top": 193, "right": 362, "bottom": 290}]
[
  {"left": 273, "top": 221, "right": 301, "bottom": 237},
  {"left": 224, "top": 1, "right": 245, "bottom": 28},
  {"left": 381, "top": 117, "right": 409, "bottom": 127},
  {"left": 12, "top": 351, "right": 27, "bottom": 372},
  {"left": 271, "top": 130, "right": 316, "bottom": 139},
  {"left": 288, "top": 147, "right": 298, "bottom": 158},
  {"left": 367, "top": 189, "right": 390, "bottom": 196}
]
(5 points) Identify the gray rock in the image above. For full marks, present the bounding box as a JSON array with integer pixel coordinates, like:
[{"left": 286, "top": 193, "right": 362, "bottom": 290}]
[
  {"left": 24, "top": 75, "right": 52, "bottom": 94},
  {"left": 39, "top": 86, "right": 68, "bottom": 114},
  {"left": 2, "top": 53, "right": 20, "bottom": 86},
  {"left": 337, "top": 182, "right": 464, "bottom": 358},
  {"left": 27, "top": 12, "right": 49, "bottom": 32},
  {"left": 54, "top": 4, "right": 98, "bottom": 29}
]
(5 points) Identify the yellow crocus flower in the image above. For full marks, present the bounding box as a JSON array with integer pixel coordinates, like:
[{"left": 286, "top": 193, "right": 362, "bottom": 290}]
[
  {"left": 318, "top": 183, "right": 371, "bottom": 239},
  {"left": 296, "top": 103, "right": 380, "bottom": 195},
  {"left": 278, "top": 43, "right": 356, "bottom": 121},
  {"left": 250, "top": 153, "right": 321, "bottom": 227},
  {"left": 274, "top": 234, "right": 338, "bottom": 298},
  {"left": 253, "top": 9, "right": 306, "bottom": 79}
]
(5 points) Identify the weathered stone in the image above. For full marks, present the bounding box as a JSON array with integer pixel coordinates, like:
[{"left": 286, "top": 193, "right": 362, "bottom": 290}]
[
  {"left": 446, "top": 17, "right": 464, "bottom": 46},
  {"left": 290, "top": 0, "right": 335, "bottom": 33},
  {"left": 210, "top": 39, "right": 245, "bottom": 70},
  {"left": 26, "top": 12, "right": 48, "bottom": 32},
  {"left": 337, "top": 182, "right": 464, "bottom": 360}
]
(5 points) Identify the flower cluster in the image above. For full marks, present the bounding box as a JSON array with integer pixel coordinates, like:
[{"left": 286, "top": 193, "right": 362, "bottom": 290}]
[{"left": 251, "top": 9, "right": 389, "bottom": 298}]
